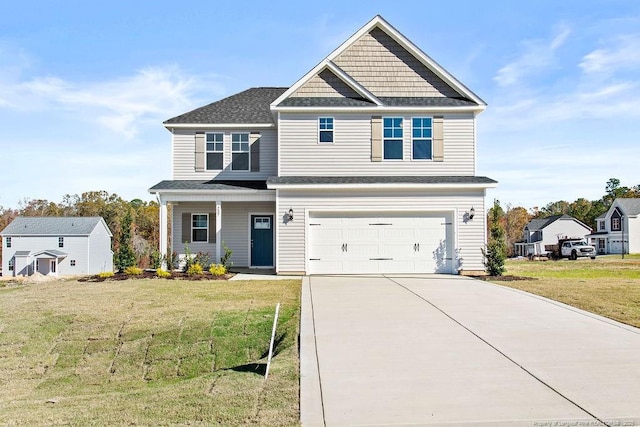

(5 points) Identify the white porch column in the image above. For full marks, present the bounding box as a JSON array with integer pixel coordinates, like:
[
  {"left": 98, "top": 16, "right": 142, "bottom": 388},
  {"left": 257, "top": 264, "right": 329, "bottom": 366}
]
[
  {"left": 215, "top": 201, "right": 222, "bottom": 265},
  {"left": 159, "top": 199, "right": 168, "bottom": 267}
]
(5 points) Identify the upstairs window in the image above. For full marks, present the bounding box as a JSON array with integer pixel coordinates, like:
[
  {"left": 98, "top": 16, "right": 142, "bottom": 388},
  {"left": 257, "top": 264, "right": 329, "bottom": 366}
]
[
  {"left": 611, "top": 209, "right": 622, "bottom": 231},
  {"left": 318, "top": 117, "right": 334, "bottom": 143},
  {"left": 5, "top": 237, "right": 10, "bottom": 248},
  {"left": 231, "top": 133, "right": 250, "bottom": 171},
  {"left": 192, "top": 214, "right": 208, "bottom": 242},
  {"left": 206, "top": 133, "right": 224, "bottom": 170},
  {"left": 598, "top": 220, "right": 605, "bottom": 231},
  {"left": 412, "top": 117, "right": 433, "bottom": 160},
  {"left": 383, "top": 117, "right": 403, "bottom": 160},
  {"left": 58, "top": 237, "right": 64, "bottom": 248}
]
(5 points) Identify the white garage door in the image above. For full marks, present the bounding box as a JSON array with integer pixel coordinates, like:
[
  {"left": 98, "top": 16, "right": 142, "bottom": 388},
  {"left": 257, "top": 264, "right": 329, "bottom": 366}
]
[{"left": 308, "top": 212, "right": 454, "bottom": 274}]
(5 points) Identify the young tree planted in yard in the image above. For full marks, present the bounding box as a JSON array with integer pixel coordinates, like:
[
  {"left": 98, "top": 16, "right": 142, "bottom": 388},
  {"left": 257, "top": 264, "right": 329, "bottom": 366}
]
[
  {"left": 115, "top": 208, "right": 136, "bottom": 271},
  {"left": 483, "top": 199, "right": 507, "bottom": 276}
]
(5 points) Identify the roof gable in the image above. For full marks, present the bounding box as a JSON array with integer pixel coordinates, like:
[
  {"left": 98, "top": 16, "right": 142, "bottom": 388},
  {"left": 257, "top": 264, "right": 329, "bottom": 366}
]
[
  {"left": 0, "top": 217, "right": 111, "bottom": 236},
  {"left": 613, "top": 198, "right": 640, "bottom": 216},
  {"left": 272, "top": 15, "right": 485, "bottom": 109}
]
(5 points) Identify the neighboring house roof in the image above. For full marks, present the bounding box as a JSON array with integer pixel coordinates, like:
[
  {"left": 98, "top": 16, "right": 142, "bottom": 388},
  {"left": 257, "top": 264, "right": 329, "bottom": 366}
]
[
  {"left": 164, "top": 87, "right": 287, "bottom": 125},
  {"left": 149, "top": 180, "right": 268, "bottom": 192},
  {"left": 267, "top": 175, "right": 497, "bottom": 187},
  {"left": 525, "top": 214, "right": 591, "bottom": 232},
  {"left": 32, "top": 249, "right": 68, "bottom": 259},
  {"left": 615, "top": 198, "right": 640, "bottom": 216},
  {"left": 0, "top": 217, "right": 111, "bottom": 236}
]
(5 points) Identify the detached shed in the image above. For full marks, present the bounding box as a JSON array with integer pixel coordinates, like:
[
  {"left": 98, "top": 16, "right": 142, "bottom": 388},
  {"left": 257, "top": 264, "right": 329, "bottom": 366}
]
[{"left": 1, "top": 217, "right": 113, "bottom": 277}]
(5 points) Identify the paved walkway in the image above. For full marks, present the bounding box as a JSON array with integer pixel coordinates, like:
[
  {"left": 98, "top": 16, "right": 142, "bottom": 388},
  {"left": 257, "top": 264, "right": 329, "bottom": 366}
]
[{"left": 300, "top": 275, "right": 640, "bottom": 426}]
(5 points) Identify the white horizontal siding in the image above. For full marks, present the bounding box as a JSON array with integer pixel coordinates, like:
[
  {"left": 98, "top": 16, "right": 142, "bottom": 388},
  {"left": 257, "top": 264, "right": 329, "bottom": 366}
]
[
  {"left": 2, "top": 235, "right": 93, "bottom": 275},
  {"left": 172, "top": 128, "right": 277, "bottom": 180},
  {"left": 172, "top": 201, "right": 275, "bottom": 267},
  {"left": 278, "top": 113, "right": 475, "bottom": 176},
  {"left": 276, "top": 190, "right": 486, "bottom": 274}
]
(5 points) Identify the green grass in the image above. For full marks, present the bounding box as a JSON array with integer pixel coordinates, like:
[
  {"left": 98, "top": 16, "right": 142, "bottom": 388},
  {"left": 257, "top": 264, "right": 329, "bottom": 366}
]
[
  {"left": 0, "top": 278, "right": 301, "bottom": 426},
  {"left": 493, "top": 256, "right": 640, "bottom": 328}
]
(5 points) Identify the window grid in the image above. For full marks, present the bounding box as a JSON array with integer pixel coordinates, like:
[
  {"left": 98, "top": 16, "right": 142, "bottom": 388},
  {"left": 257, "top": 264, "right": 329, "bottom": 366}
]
[
  {"left": 412, "top": 117, "right": 433, "bottom": 160},
  {"left": 206, "top": 133, "right": 224, "bottom": 170},
  {"left": 383, "top": 117, "right": 403, "bottom": 160},
  {"left": 70, "top": 260, "right": 76, "bottom": 267},
  {"left": 6, "top": 237, "right": 10, "bottom": 248},
  {"left": 192, "top": 214, "right": 208, "bottom": 242},
  {"left": 231, "top": 133, "right": 250, "bottom": 171},
  {"left": 319, "top": 117, "right": 334, "bottom": 143}
]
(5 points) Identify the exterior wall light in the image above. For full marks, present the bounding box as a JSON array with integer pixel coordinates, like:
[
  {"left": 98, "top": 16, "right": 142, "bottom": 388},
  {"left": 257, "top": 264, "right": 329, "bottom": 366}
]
[
  {"left": 288, "top": 208, "right": 294, "bottom": 221},
  {"left": 469, "top": 206, "right": 475, "bottom": 220}
]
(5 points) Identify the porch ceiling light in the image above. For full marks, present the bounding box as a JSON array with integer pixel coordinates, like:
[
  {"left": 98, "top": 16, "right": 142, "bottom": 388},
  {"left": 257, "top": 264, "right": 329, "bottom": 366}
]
[{"left": 288, "top": 208, "right": 294, "bottom": 221}]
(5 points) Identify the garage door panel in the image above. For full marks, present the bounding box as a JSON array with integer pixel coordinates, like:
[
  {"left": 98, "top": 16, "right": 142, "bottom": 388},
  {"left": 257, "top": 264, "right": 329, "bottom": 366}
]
[{"left": 308, "top": 212, "right": 453, "bottom": 274}]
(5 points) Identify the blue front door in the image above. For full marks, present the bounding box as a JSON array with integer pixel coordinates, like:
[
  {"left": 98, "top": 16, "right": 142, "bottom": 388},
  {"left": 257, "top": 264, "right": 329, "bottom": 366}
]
[{"left": 251, "top": 215, "right": 274, "bottom": 266}]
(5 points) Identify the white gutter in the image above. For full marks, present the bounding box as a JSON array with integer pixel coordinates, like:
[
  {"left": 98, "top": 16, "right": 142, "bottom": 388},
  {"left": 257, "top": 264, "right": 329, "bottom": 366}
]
[
  {"left": 271, "top": 105, "right": 486, "bottom": 114},
  {"left": 266, "top": 182, "right": 497, "bottom": 190}
]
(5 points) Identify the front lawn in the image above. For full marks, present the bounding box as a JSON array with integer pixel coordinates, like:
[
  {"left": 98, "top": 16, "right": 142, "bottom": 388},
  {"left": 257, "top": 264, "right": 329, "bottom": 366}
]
[
  {"left": 493, "top": 256, "right": 640, "bottom": 327},
  {"left": 0, "top": 278, "right": 301, "bottom": 425}
]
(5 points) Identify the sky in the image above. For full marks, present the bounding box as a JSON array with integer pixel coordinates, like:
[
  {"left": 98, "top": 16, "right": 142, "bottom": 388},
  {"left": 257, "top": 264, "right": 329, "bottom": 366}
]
[{"left": 1, "top": 0, "right": 639, "bottom": 211}]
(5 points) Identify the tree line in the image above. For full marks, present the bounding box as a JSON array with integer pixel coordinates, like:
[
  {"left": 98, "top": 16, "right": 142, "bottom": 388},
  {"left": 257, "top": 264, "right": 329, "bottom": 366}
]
[
  {"left": 0, "top": 191, "right": 159, "bottom": 269},
  {"left": 490, "top": 178, "right": 640, "bottom": 258}
]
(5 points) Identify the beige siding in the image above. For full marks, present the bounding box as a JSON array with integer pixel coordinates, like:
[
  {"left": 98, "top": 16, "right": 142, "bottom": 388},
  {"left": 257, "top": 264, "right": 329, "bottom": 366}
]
[
  {"left": 291, "top": 69, "right": 361, "bottom": 98},
  {"left": 279, "top": 113, "right": 475, "bottom": 176},
  {"left": 172, "top": 201, "right": 275, "bottom": 267},
  {"left": 334, "top": 28, "right": 461, "bottom": 98},
  {"left": 276, "top": 190, "right": 487, "bottom": 274},
  {"left": 172, "top": 128, "right": 277, "bottom": 180}
]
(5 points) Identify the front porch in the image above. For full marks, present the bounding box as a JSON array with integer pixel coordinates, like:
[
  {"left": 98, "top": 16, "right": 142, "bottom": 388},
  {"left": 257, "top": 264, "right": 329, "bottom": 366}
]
[{"left": 150, "top": 180, "right": 277, "bottom": 269}]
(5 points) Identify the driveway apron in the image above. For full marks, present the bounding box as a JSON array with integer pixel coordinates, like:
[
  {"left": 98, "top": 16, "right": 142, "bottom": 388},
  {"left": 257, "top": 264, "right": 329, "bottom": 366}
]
[{"left": 300, "top": 275, "right": 640, "bottom": 426}]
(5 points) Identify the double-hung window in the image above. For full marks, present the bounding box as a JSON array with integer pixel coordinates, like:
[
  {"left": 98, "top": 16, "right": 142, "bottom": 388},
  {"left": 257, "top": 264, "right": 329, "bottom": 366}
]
[
  {"left": 58, "top": 237, "right": 64, "bottom": 248},
  {"left": 206, "top": 133, "right": 224, "bottom": 170},
  {"left": 412, "top": 117, "right": 433, "bottom": 160},
  {"left": 318, "top": 117, "right": 334, "bottom": 143},
  {"left": 5, "top": 237, "right": 10, "bottom": 248},
  {"left": 8, "top": 258, "right": 14, "bottom": 271},
  {"left": 231, "top": 133, "right": 250, "bottom": 171},
  {"left": 192, "top": 214, "right": 208, "bottom": 242},
  {"left": 383, "top": 117, "right": 403, "bottom": 160}
]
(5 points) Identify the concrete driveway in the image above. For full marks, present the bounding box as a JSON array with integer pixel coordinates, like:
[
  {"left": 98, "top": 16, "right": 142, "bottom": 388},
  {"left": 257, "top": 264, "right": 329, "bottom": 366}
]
[{"left": 300, "top": 275, "right": 640, "bottom": 426}]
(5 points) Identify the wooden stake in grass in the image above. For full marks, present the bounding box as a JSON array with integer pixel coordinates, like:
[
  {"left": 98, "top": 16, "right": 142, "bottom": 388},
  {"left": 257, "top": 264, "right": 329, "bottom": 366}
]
[{"left": 264, "top": 303, "right": 280, "bottom": 380}]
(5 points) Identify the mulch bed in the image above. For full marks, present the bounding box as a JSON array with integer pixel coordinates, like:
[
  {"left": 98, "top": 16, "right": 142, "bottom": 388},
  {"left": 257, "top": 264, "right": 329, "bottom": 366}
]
[
  {"left": 472, "top": 275, "right": 537, "bottom": 282},
  {"left": 79, "top": 271, "right": 234, "bottom": 282}
]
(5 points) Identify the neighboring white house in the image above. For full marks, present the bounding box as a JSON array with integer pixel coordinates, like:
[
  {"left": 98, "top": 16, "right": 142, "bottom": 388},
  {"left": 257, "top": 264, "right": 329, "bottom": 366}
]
[
  {"left": 149, "top": 15, "right": 497, "bottom": 275},
  {"left": 514, "top": 215, "right": 592, "bottom": 257},
  {"left": 587, "top": 198, "right": 640, "bottom": 255},
  {"left": 1, "top": 217, "right": 113, "bottom": 277}
]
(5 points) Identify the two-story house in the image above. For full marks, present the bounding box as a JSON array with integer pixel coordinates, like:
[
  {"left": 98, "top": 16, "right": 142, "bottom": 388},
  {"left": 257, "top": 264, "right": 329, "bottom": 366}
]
[
  {"left": 514, "top": 215, "right": 592, "bottom": 257},
  {"left": 587, "top": 198, "right": 640, "bottom": 254},
  {"left": 149, "top": 15, "right": 497, "bottom": 275}
]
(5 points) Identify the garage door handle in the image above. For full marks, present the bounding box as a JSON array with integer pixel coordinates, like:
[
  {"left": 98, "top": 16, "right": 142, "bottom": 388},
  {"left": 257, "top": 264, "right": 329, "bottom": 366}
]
[
  {"left": 414, "top": 243, "right": 420, "bottom": 251},
  {"left": 341, "top": 243, "right": 348, "bottom": 252}
]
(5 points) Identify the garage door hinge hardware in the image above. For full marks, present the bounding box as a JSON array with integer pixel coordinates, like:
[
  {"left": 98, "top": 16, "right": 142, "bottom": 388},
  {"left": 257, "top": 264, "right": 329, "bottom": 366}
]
[
  {"left": 442, "top": 222, "right": 453, "bottom": 225},
  {"left": 309, "top": 258, "right": 320, "bottom": 261},
  {"left": 309, "top": 223, "right": 321, "bottom": 226},
  {"left": 369, "top": 223, "right": 393, "bottom": 226},
  {"left": 370, "top": 258, "right": 393, "bottom": 261}
]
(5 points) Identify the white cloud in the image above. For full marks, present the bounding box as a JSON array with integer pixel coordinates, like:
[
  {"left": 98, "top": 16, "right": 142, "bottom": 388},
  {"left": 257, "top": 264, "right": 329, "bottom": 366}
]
[
  {"left": 580, "top": 35, "right": 640, "bottom": 75},
  {"left": 0, "top": 64, "right": 225, "bottom": 139},
  {"left": 494, "top": 24, "right": 571, "bottom": 87}
]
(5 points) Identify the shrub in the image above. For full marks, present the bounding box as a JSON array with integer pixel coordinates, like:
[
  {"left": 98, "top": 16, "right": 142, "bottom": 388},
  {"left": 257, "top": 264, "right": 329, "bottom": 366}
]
[
  {"left": 156, "top": 268, "right": 171, "bottom": 278},
  {"left": 194, "top": 252, "right": 210, "bottom": 268},
  {"left": 98, "top": 271, "right": 114, "bottom": 278},
  {"left": 150, "top": 250, "right": 162, "bottom": 269},
  {"left": 209, "top": 264, "right": 227, "bottom": 277},
  {"left": 187, "top": 263, "right": 203, "bottom": 276},
  {"left": 164, "top": 251, "right": 178, "bottom": 271},
  {"left": 220, "top": 241, "right": 233, "bottom": 270},
  {"left": 124, "top": 266, "right": 143, "bottom": 276}
]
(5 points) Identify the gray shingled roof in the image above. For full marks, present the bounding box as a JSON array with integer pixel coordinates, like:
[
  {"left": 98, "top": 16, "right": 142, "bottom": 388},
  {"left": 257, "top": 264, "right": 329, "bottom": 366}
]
[
  {"left": 524, "top": 214, "right": 585, "bottom": 232},
  {"left": 0, "top": 217, "right": 106, "bottom": 236},
  {"left": 149, "top": 180, "right": 269, "bottom": 192},
  {"left": 266, "top": 176, "right": 497, "bottom": 186},
  {"left": 164, "top": 88, "right": 287, "bottom": 125},
  {"left": 616, "top": 198, "right": 640, "bottom": 215},
  {"left": 278, "top": 97, "right": 375, "bottom": 107}
]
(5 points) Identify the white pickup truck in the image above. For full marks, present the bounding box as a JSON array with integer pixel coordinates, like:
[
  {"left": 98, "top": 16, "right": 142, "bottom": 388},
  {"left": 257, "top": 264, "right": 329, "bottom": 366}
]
[{"left": 545, "top": 238, "right": 597, "bottom": 260}]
